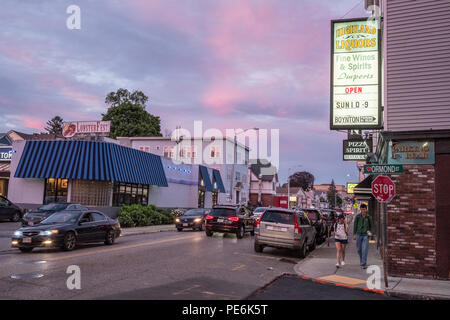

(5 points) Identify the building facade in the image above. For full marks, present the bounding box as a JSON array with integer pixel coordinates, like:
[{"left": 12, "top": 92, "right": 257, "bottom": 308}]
[{"left": 248, "top": 161, "right": 278, "bottom": 207}]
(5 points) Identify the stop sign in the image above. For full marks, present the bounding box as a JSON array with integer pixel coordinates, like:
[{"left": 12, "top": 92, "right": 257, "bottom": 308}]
[{"left": 372, "top": 175, "right": 396, "bottom": 203}]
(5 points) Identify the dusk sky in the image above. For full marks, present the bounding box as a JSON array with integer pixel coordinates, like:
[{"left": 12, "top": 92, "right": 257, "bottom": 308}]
[{"left": 0, "top": 0, "right": 369, "bottom": 186}]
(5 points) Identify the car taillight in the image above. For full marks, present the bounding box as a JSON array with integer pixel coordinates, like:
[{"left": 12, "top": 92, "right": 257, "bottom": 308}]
[
  {"left": 294, "top": 215, "right": 302, "bottom": 234},
  {"left": 255, "top": 217, "right": 261, "bottom": 228},
  {"left": 228, "top": 216, "right": 239, "bottom": 222},
  {"left": 206, "top": 215, "right": 213, "bottom": 220}
]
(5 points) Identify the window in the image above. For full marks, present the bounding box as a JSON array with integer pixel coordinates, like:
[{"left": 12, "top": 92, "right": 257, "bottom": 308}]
[
  {"left": 44, "top": 178, "right": 68, "bottom": 204},
  {"left": 163, "top": 146, "right": 175, "bottom": 158},
  {"left": 71, "top": 180, "right": 111, "bottom": 206},
  {"left": 139, "top": 147, "right": 144, "bottom": 151},
  {"left": 261, "top": 211, "right": 295, "bottom": 225},
  {"left": 236, "top": 172, "right": 241, "bottom": 181},
  {"left": 112, "top": 182, "right": 149, "bottom": 206},
  {"left": 92, "top": 212, "right": 106, "bottom": 221},
  {"left": 210, "top": 146, "right": 221, "bottom": 158},
  {"left": 198, "top": 190, "right": 205, "bottom": 208},
  {"left": 0, "top": 196, "right": 8, "bottom": 205},
  {"left": 212, "top": 191, "right": 218, "bottom": 206},
  {"left": 145, "top": 147, "right": 150, "bottom": 153}
]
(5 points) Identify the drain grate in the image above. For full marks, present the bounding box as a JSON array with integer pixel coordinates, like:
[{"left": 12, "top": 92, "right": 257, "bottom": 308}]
[{"left": 11, "top": 273, "right": 44, "bottom": 280}]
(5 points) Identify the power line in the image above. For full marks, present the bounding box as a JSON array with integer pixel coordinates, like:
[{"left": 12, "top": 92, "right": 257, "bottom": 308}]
[{"left": 340, "top": 0, "right": 364, "bottom": 19}]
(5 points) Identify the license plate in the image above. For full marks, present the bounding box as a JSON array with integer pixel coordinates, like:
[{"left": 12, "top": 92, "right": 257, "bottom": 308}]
[
  {"left": 28, "top": 222, "right": 34, "bottom": 226},
  {"left": 183, "top": 223, "right": 188, "bottom": 227},
  {"left": 217, "top": 218, "right": 224, "bottom": 223},
  {"left": 22, "top": 238, "right": 32, "bottom": 243}
]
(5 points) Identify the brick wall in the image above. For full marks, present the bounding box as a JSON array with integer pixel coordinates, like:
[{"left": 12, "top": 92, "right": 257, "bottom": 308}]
[
  {"left": 261, "top": 194, "right": 274, "bottom": 207},
  {"left": 386, "top": 165, "right": 437, "bottom": 278}
]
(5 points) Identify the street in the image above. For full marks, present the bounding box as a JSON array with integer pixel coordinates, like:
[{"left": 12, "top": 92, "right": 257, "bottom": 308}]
[{"left": 0, "top": 223, "right": 298, "bottom": 300}]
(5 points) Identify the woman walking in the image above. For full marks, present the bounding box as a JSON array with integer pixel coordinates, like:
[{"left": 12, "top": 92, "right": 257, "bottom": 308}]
[{"left": 334, "top": 214, "right": 349, "bottom": 267}]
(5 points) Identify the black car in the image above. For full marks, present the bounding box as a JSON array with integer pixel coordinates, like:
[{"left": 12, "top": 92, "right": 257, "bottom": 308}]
[
  {"left": 22, "top": 203, "right": 88, "bottom": 226},
  {"left": 205, "top": 205, "right": 255, "bottom": 239},
  {"left": 301, "top": 208, "right": 328, "bottom": 243},
  {"left": 175, "top": 208, "right": 209, "bottom": 231},
  {"left": 12, "top": 210, "right": 121, "bottom": 252},
  {"left": 0, "top": 195, "right": 23, "bottom": 222}
]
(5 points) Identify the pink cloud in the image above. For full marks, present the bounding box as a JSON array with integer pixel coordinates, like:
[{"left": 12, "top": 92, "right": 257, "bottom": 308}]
[{"left": 22, "top": 118, "right": 44, "bottom": 130}]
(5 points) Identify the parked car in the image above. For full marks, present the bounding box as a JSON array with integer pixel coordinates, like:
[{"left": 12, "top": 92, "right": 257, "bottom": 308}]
[
  {"left": 254, "top": 208, "right": 316, "bottom": 258},
  {"left": 252, "top": 207, "right": 270, "bottom": 220},
  {"left": 12, "top": 210, "right": 121, "bottom": 252},
  {"left": 0, "top": 195, "right": 23, "bottom": 222},
  {"left": 22, "top": 203, "right": 88, "bottom": 226},
  {"left": 205, "top": 205, "right": 255, "bottom": 239},
  {"left": 175, "top": 208, "right": 209, "bottom": 231},
  {"left": 301, "top": 208, "right": 327, "bottom": 243}
]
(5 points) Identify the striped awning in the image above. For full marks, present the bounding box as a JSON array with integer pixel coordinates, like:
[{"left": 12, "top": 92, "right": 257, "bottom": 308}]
[
  {"left": 15, "top": 140, "right": 168, "bottom": 187},
  {"left": 212, "top": 169, "right": 226, "bottom": 193},
  {"left": 0, "top": 162, "right": 9, "bottom": 172},
  {"left": 199, "top": 165, "right": 213, "bottom": 192}
]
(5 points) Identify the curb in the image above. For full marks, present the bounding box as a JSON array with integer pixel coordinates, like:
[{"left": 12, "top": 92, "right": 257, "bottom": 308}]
[{"left": 121, "top": 226, "right": 176, "bottom": 237}]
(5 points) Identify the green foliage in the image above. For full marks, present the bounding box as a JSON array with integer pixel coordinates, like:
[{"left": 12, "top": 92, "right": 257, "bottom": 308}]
[
  {"left": 102, "top": 88, "right": 162, "bottom": 139},
  {"left": 327, "top": 179, "right": 342, "bottom": 208},
  {"left": 45, "top": 116, "right": 64, "bottom": 135},
  {"left": 118, "top": 204, "right": 176, "bottom": 228},
  {"left": 289, "top": 171, "right": 315, "bottom": 190}
]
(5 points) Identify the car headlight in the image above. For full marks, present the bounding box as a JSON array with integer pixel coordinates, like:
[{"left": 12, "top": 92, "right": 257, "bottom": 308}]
[
  {"left": 194, "top": 218, "right": 202, "bottom": 223},
  {"left": 39, "top": 230, "right": 58, "bottom": 236},
  {"left": 13, "top": 231, "right": 22, "bottom": 237},
  {"left": 175, "top": 218, "right": 180, "bottom": 223}
]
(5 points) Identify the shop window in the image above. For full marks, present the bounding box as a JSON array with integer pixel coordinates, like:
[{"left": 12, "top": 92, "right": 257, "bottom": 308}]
[
  {"left": 71, "top": 180, "right": 112, "bottom": 206},
  {"left": 112, "top": 182, "right": 149, "bottom": 206},
  {"left": 212, "top": 191, "right": 218, "bottom": 206},
  {"left": 44, "top": 178, "right": 68, "bottom": 204},
  {"left": 198, "top": 190, "right": 205, "bottom": 208}
]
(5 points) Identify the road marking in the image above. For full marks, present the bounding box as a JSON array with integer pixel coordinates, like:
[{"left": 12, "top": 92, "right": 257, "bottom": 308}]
[
  {"left": 44, "top": 235, "right": 198, "bottom": 262},
  {"left": 173, "top": 284, "right": 201, "bottom": 295},
  {"left": 317, "top": 274, "right": 366, "bottom": 285},
  {"left": 232, "top": 263, "right": 246, "bottom": 271}
]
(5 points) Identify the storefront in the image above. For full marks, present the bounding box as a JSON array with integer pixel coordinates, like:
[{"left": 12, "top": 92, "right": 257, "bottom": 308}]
[
  {"left": 8, "top": 139, "right": 226, "bottom": 214},
  {"left": 0, "top": 146, "right": 12, "bottom": 197}
]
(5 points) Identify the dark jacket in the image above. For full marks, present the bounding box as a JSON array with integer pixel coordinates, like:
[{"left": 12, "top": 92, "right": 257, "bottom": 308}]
[{"left": 353, "top": 213, "right": 374, "bottom": 236}]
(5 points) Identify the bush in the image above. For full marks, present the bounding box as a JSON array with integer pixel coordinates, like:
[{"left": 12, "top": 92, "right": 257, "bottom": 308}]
[{"left": 118, "top": 204, "right": 177, "bottom": 227}]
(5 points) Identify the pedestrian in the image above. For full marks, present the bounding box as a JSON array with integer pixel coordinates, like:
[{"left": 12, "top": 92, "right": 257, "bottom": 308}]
[
  {"left": 334, "top": 214, "right": 348, "bottom": 267},
  {"left": 353, "top": 204, "right": 374, "bottom": 269}
]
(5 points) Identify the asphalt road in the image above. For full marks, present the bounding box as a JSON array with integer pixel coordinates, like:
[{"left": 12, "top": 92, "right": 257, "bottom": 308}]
[{"left": 0, "top": 224, "right": 299, "bottom": 300}]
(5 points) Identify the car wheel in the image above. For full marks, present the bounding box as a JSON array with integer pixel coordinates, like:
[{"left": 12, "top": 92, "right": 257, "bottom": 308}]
[
  {"left": 10, "top": 212, "right": 20, "bottom": 222},
  {"left": 236, "top": 225, "right": 244, "bottom": 239},
  {"left": 297, "top": 241, "right": 307, "bottom": 259},
  {"left": 206, "top": 230, "right": 213, "bottom": 237},
  {"left": 254, "top": 242, "right": 263, "bottom": 253},
  {"left": 309, "top": 238, "right": 316, "bottom": 251},
  {"left": 19, "top": 247, "right": 33, "bottom": 253},
  {"left": 105, "top": 230, "right": 115, "bottom": 245},
  {"left": 177, "top": 228, "right": 183, "bottom": 232},
  {"left": 62, "top": 232, "right": 76, "bottom": 251}
]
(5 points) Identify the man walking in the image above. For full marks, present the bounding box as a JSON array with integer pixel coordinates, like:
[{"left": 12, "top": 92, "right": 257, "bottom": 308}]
[{"left": 353, "top": 204, "right": 374, "bottom": 269}]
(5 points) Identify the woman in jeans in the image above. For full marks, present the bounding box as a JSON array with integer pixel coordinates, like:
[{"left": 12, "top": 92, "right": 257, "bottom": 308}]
[{"left": 334, "top": 215, "right": 349, "bottom": 267}]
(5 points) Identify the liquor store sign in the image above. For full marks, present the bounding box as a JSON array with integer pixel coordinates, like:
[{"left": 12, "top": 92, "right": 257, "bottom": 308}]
[
  {"left": 330, "top": 18, "right": 381, "bottom": 130},
  {"left": 343, "top": 139, "right": 373, "bottom": 161},
  {"left": 388, "top": 141, "right": 435, "bottom": 165}
]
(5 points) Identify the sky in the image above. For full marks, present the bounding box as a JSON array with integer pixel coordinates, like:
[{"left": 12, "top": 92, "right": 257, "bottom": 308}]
[{"left": 0, "top": 0, "right": 368, "bottom": 186}]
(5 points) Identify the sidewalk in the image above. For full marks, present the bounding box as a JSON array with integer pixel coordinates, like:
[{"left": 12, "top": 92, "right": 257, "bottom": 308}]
[
  {"left": 294, "top": 234, "right": 450, "bottom": 300},
  {"left": 121, "top": 224, "right": 176, "bottom": 236}
]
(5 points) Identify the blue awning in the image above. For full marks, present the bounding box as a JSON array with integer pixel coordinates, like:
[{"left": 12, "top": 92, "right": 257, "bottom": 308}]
[
  {"left": 199, "top": 165, "right": 213, "bottom": 192},
  {"left": 14, "top": 140, "right": 168, "bottom": 187},
  {"left": 212, "top": 169, "right": 226, "bottom": 193}
]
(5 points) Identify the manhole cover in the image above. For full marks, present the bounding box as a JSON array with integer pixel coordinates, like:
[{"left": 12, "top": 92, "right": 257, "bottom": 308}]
[
  {"left": 11, "top": 273, "right": 44, "bottom": 279},
  {"left": 21, "top": 260, "right": 47, "bottom": 265}
]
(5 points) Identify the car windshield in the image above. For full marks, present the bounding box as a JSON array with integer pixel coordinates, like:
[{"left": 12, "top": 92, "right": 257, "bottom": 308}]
[
  {"left": 261, "top": 210, "right": 295, "bottom": 225},
  {"left": 40, "top": 211, "right": 81, "bottom": 224},
  {"left": 211, "top": 208, "right": 236, "bottom": 217},
  {"left": 253, "top": 208, "right": 265, "bottom": 213},
  {"left": 184, "top": 209, "right": 205, "bottom": 216},
  {"left": 39, "top": 203, "right": 68, "bottom": 211}
]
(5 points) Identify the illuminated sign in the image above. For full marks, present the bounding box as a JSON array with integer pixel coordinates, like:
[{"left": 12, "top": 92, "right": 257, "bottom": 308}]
[
  {"left": 347, "top": 183, "right": 358, "bottom": 194},
  {"left": 63, "top": 121, "right": 110, "bottom": 138},
  {"left": 343, "top": 139, "right": 373, "bottom": 161},
  {"left": 331, "top": 18, "right": 382, "bottom": 130},
  {"left": 0, "top": 147, "right": 12, "bottom": 161},
  {"left": 388, "top": 141, "right": 435, "bottom": 165}
]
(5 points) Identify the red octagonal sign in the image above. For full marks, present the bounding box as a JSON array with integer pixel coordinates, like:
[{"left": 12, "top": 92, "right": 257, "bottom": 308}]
[{"left": 372, "top": 175, "right": 396, "bottom": 203}]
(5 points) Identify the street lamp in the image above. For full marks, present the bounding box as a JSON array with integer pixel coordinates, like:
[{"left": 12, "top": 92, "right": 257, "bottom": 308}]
[{"left": 229, "top": 128, "right": 259, "bottom": 205}]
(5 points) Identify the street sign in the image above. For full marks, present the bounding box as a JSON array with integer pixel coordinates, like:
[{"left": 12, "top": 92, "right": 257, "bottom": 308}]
[
  {"left": 372, "top": 175, "right": 395, "bottom": 203},
  {"left": 364, "top": 164, "right": 403, "bottom": 174},
  {"left": 346, "top": 183, "right": 358, "bottom": 194}
]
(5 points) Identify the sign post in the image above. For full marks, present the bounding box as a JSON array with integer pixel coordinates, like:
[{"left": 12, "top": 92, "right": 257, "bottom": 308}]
[{"left": 372, "top": 176, "right": 396, "bottom": 203}]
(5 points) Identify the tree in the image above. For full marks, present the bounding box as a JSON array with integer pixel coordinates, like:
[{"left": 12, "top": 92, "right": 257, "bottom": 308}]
[
  {"left": 327, "top": 179, "right": 342, "bottom": 208},
  {"left": 288, "top": 171, "right": 315, "bottom": 190},
  {"left": 102, "top": 89, "right": 161, "bottom": 139},
  {"left": 45, "top": 116, "right": 64, "bottom": 134}
]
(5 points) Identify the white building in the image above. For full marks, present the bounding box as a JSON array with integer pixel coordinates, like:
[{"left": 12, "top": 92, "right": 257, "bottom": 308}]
[{"left": 117, "top": 135, "right": 250, "bottom": 205}]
